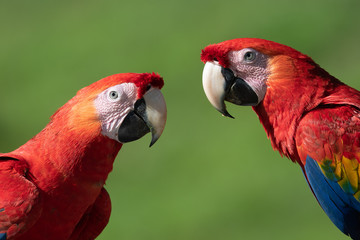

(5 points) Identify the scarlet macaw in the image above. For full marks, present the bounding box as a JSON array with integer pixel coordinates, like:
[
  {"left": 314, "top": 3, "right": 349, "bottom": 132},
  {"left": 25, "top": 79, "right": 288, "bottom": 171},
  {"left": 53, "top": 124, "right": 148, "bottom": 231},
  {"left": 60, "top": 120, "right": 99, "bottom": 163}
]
[
  {"left": 201, "top": 38, "right": 360, "bottom": 239},
  {"left": 0, "top": 72, "right": 167, "bottom": 239}
]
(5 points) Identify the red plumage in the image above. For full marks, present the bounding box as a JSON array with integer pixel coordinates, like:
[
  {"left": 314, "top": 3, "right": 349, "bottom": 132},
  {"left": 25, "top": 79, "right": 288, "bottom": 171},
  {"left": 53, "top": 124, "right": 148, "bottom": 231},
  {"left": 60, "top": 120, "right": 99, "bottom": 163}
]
[
  {"left": 201, "top": 38, "right": 360, "bottom": 237},
  {"left": 0, "top": 72, "right": 165, "bottom": 239},
  {"left": 252, "top": 52, "right": 360, "bottom": 166},
  {"left": 81, "top": 72, "right": 164, "bottom": 99},
  {"left": 201, "top": 38, "right": 307, "bottom": 68},
  {"left": 296, "top": 106, "right": 360, "bottom": 165},
  {"left": 201, "top": 38, "right": 360, "bottom": 164}
]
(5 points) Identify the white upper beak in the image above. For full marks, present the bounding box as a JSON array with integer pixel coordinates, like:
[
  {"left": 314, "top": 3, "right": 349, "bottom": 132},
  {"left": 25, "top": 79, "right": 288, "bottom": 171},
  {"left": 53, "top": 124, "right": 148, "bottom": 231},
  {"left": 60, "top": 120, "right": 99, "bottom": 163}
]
[
  {"left": 143, "top": 88, "right": 167, "bottom": 146},
  {"left": 202, "top": 61, "right": 232, "bottom": 118}
]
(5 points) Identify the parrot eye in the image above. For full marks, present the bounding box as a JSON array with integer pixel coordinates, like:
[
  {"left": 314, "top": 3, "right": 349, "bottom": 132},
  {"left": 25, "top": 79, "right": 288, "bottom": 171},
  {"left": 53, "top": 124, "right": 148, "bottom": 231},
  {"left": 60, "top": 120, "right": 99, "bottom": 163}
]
[
  {"left": 243, "top": 50, "right": 257, "bottom": 63},
  {"left": 108, "top": 91, "right": 119, "bottom": 100}
]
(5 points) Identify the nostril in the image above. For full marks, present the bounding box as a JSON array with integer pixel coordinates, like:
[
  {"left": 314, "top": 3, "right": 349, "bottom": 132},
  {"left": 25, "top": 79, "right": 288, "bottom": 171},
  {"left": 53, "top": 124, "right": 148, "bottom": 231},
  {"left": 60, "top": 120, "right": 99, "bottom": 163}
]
[
  {"left": 146, "top": 85, "right": 151, "bottom": 91},
  {"left": 214, "top": 57, "right": 218, "bottom": 62}
]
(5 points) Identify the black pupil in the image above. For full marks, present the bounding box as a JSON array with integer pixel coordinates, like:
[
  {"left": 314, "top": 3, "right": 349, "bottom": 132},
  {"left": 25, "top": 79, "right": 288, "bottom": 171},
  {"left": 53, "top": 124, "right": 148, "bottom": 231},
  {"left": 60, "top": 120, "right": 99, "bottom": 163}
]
[
  {"left": 245, "top": 52, "right": 253, "bottom": 60},
  {"left": 111, "top": 91, "right": 117, "bottom": 98}
]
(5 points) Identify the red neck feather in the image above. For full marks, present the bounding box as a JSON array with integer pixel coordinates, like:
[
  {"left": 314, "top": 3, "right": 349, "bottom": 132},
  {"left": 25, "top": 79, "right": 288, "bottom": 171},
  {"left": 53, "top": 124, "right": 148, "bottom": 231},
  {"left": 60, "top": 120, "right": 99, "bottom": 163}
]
[
  {"left": 12, "top": 94, "right": 122, "bottom": 190},
  {"left": 252, "top": 55, "right": 347, "bottom": 163}
]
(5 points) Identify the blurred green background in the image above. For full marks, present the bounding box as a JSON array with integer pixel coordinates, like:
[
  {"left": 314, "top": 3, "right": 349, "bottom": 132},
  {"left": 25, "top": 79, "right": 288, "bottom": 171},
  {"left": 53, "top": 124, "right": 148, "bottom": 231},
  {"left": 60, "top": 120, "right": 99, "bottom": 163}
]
[{"left": 1, "top": 0, "right": 359, "bottom": 239}]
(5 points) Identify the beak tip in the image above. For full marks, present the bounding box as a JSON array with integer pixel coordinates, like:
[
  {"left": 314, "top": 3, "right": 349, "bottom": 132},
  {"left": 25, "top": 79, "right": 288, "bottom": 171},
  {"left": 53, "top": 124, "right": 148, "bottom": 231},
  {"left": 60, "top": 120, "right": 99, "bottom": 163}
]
[
  {"left": 149, "top": 131, "right": 160, "bottom": 147},
  {"left": 217, "top": 109, "right": 234, "bottom": 119},
  {"left": 223, "top": 113, "right": 235, "bottom": 119},
  {"left": 148, "top": 126, "right": 164, "bottom": 147}
]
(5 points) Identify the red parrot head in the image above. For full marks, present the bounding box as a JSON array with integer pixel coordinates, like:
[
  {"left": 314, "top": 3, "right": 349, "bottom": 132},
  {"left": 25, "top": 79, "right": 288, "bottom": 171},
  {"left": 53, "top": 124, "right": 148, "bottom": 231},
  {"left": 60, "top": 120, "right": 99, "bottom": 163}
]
[
  {"left": 200, "top": 38, "right": 319, "bottom": 118},
  {"left": 52, "top": 72, "right": 167, "bottom": 146}
]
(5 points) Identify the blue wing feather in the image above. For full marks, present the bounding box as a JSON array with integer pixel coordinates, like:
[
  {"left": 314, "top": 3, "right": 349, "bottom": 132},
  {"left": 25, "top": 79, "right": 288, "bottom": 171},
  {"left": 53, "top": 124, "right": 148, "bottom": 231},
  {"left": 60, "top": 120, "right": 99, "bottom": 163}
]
[{"left": 304, "top": 155, "right": 360, "bottom": 239}]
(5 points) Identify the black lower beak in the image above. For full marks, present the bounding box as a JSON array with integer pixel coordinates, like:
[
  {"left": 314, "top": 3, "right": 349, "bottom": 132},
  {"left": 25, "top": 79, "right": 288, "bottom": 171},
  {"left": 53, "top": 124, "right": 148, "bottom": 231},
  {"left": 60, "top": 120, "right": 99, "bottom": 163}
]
[
  {"left": 117, "top": 99, "right": 150, "bottom": 143},
  {"left": 221, "top": 68, "right": 258, "bottom": 107}
]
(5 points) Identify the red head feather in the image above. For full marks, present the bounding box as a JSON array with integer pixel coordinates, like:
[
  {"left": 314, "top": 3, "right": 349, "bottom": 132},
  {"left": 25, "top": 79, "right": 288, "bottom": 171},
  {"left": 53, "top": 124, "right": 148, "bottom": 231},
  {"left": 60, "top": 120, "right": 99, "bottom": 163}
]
[
  {"left": 201, "top": 38, "right": 309, "bottom": 68},
  {"left": 78, "top": 72, "right": 164, "bottom": 99}
]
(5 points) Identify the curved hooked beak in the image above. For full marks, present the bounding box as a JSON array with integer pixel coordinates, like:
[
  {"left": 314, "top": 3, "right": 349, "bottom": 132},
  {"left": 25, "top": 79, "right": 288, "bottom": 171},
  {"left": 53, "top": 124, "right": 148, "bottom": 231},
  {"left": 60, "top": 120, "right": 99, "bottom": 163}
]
[
  {"left": 117, "top": 88, "right": 167, "bottom": 147},
  {"left": 202, "top": 61, "right": 258, "bottom": 118}
]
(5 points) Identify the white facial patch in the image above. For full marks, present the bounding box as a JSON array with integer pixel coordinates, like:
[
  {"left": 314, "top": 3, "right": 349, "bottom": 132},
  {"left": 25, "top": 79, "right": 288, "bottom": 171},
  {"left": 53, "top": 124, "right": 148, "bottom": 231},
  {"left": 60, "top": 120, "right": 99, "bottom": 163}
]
[
  {"left": 228, "top": 48, "right": 269, "bottom": 103},
  {"left": 94, "top": 83, "right": 138, "bottom": 141}
]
